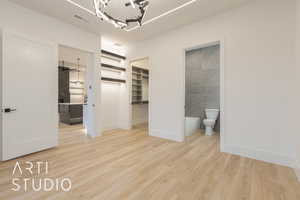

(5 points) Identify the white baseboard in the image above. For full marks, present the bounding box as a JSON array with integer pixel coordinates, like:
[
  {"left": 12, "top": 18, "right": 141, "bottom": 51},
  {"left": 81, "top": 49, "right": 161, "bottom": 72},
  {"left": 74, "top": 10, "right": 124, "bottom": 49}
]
[
  {"left": 223, "top": 145, "right": 296, "bottom": 168},
  {"left": 150, "top": 129, "right": 184, "bottom": 142}
]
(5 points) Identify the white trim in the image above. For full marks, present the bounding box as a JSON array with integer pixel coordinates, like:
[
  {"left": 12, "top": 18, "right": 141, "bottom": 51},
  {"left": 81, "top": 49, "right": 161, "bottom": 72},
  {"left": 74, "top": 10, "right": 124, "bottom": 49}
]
[
  {"left": 125, "top": 0, "right": 198, "bottom": 32},
  {"left": 65, "top": 0, "right": 96, "bottom": 15},
  {"left": 182, "top": 39, "right": 225, "bottom": 151},
  {"left": 224, "top": 145, "right": 296, "bottom": 168},
  {"left": 150, "top": 129, "right": 184, "bottom": 142}
]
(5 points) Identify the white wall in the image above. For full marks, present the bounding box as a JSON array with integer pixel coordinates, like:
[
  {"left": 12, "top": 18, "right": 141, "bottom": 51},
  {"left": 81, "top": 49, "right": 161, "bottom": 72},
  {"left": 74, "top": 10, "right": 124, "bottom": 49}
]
[
  {"left": 101, "top": 83, "right": 121, "bottom": 130},
  {"left": 295, "top": 0, "right": 300, "bottom": 180},
  {"left": 100, "top": 42, "right": 130, "bottom": 131},
  {"left": 102, "top": 39, "right": 126, "bottom": 56},
  {"left": 0, "top": 0, "right": 102, "bottom": 136},
  {"left": 129, "top": 0, "right": 298, "bottom": 167},
  {"left": 0, "top": 1, "right": 100, "bottom": 53}
]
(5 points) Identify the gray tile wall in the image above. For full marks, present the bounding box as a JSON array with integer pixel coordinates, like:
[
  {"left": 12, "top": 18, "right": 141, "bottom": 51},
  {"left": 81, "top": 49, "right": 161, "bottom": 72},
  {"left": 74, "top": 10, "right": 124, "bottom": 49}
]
[{"left": 185, "top": 45, "right": 220, "bottom": 131}]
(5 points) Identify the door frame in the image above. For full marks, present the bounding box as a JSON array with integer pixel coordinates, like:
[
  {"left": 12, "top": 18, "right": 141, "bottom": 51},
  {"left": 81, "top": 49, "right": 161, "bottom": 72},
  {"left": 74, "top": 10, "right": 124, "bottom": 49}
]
[
  {"left": 182, "top": 39, "right": 225, "bottom": 151},
  {"left": 129, "top": 57, "right": 151, "bottom": 133},
  {"left": 1, "top": 29, "right": 100, "bottom": 140},
  {"left": 58, "top": 44, "right": 100, "bottom": 138}
]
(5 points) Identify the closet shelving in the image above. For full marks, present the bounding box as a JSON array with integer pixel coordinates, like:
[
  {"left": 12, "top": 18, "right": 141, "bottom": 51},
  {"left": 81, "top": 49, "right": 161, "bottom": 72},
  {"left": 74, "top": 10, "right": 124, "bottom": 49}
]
[
  {"left": 101, "top": 63, "right": 126, "bottom": 72},
  {"left": 70, "top": 81, "right": 84, "bottom": 84},
  {"left": 59, "top": 60, "right": 86, "bottom": 98},
  {"left": 132, "top": 66, "right": 149, "bottom": 104},
  {"left": 70, "top": 93, "right": 84, "bottom": 96},
  {"left": 59, "top": 61, "right": 86, "bottom": 72},
  {"left": 101, "top": 50, "right": 126, "bottom": 84},
  {"left": 70, "top": 87, "right": 84, "bottom": 90}
]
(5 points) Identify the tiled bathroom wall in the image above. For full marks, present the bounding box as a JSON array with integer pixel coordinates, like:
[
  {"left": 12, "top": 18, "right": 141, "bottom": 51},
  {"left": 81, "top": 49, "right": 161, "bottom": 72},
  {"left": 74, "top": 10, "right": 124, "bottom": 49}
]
[{"left": 185, "top": 44, "right": 220, "bottom": 131}]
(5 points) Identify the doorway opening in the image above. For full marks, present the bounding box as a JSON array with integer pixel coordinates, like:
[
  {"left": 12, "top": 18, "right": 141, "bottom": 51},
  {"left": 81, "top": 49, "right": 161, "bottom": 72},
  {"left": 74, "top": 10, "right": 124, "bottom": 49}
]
[
  {"left": 130, "top": 58, "right": 150, "bottom": 131},
  {"left": 58, "top": 45, "right": 91, "bottom": 145},
  {"left": 183, "top": 41, "right": 224, "bottom": 148}
]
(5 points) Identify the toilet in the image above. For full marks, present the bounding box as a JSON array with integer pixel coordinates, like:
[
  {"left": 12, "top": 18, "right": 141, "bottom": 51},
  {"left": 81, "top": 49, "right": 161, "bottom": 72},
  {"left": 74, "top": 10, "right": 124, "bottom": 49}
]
[{"left": 203, "top": 109, "right": 219, "bottom": 136}]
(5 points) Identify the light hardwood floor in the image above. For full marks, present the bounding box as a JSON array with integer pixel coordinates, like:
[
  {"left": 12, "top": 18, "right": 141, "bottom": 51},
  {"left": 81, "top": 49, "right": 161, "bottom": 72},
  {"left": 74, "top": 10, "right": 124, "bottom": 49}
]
[{"left": 0, "top": 125, "right": 299, "bottom": 200}]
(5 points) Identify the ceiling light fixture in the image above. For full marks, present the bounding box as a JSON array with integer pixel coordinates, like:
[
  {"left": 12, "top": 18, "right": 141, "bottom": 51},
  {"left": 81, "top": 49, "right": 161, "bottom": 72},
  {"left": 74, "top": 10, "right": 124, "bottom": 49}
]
[
  {"left": 64, "top": 0, "right": 197, "bottom": 31},
  {"left": 93, "top": 0, "right": 149, "bottom": 29}
]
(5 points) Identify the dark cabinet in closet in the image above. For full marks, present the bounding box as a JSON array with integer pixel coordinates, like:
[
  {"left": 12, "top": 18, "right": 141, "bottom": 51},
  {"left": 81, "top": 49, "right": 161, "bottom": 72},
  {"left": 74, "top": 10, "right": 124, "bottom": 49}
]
[
  {"left": 58, "top": 66, "right": 70, "bottom": 103},
  {"left": 59, "top": 104, "right": 83, "bottom": 125}
]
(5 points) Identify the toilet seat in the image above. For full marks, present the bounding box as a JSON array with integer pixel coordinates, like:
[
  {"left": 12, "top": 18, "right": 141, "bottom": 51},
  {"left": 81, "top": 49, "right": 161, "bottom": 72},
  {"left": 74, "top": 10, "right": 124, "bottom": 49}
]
[
  {"left": 203, "top": 109, "right": 219, "bottom": 136},
  {"left": 203, "top": 119, "right": 215, "bottom": 125}
]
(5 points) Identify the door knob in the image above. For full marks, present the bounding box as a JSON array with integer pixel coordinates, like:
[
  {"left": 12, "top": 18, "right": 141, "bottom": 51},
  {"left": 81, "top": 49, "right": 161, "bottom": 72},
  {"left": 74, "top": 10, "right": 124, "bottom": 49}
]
[{"left": 2, "top": 108, "right": 17, "bottom": 113}]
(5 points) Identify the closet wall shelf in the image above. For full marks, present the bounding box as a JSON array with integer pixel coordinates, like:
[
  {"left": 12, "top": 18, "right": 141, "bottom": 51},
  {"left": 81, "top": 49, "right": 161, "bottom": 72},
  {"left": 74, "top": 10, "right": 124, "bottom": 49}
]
[
  {"left": 101, "top": 50, "right": 126, "bottom": 60},
  {"left": 70, "top": 81, "right": 84, "bottom": 84},
  {"left": 101, "top": 63, "right": 126, "bottom": 71},
  {"left": 70, "top": 93, "right": 84, "bottom": 96},
  {"left": 132, "top": 66, "right": 149, "bottom": 73},
  {"left": 101, "top": 55, "right": 122, "bottom": 63},
  {"left": 101, "top": 77, "right": 126, "bottom": 83},
  {"left": 131, "top": 101, "right": 149, "bottom": 105},
  {"left": 69, "top": 69, "right": 86, "bottom": 73},
  {"left": 59, "top": 61, "right": 86, "bottom": 70},
  {"left": 131, "top": 102, "right": 140, "bottom": 105}
]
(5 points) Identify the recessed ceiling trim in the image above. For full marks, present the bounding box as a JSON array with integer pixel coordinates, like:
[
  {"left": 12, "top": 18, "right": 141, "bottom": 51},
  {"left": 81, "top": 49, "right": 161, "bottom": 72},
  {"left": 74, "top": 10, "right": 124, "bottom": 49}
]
[
  {"left": 125, "top": 0, "right": 197, "bottom": 32},
  {"left": 65, "top": 0, "right": 95, "bottom": 15},
  {"left": 64, "top": 0, "right": 198, "bottom": 31}
]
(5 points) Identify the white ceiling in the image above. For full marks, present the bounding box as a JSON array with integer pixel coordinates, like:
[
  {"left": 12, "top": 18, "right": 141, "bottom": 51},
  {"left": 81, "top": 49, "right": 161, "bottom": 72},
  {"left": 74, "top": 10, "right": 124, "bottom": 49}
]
[{"left": 9, "top": 0, "right": 251, "bottom": 44}]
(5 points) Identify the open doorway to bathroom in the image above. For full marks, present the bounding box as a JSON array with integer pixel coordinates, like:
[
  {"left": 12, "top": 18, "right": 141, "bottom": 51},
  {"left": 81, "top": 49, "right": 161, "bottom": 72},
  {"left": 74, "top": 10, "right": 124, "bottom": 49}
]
[
  {"left": 184, "top": 41, "right": 224, "bottom": 145},
  {"left": 130, "top": 58, "right": 150, "bottom": 131}
]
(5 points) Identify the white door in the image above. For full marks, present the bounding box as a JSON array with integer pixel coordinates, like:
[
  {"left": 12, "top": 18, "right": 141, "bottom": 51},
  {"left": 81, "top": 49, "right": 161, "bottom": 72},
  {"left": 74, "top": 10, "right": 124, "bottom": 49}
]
[{"left": 1, "top": 32, "right": 58, "bottom": 161}]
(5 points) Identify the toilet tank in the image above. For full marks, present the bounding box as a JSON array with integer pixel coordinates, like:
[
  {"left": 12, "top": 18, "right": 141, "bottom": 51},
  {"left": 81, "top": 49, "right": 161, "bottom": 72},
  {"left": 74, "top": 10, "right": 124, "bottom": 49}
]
[{"left": 205, "top": 109, "right": 219, "bottom": 120}]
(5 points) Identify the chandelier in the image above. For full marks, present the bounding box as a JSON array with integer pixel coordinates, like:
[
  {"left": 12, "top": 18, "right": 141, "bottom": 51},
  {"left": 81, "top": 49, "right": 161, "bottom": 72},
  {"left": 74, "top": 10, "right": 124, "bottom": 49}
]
[{"left": 93, "top": 0, "right": 149, "bottom": 29}]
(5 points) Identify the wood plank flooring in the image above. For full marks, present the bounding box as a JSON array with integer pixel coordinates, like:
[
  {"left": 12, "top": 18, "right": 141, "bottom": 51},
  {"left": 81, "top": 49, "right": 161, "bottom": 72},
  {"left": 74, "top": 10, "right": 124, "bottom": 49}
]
[{"left": 0, "top": 125, "right": 299, "bottom": 200}]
